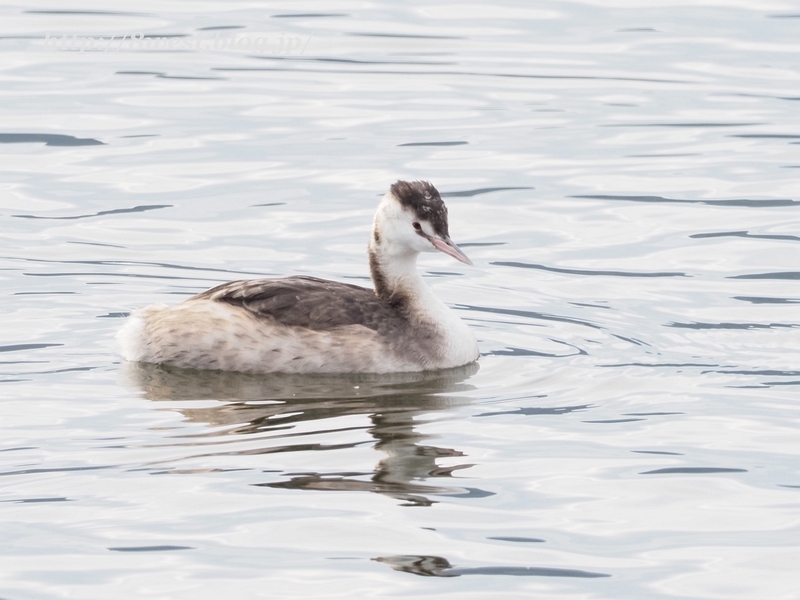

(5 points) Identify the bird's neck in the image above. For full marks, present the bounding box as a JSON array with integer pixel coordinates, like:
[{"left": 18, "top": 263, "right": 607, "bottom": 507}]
[
  {"left": 368, "top": 245, "right": 432, "bottom": 312},
  {"left": 367, "top": 235, "right": 478, "bottom": 368}
]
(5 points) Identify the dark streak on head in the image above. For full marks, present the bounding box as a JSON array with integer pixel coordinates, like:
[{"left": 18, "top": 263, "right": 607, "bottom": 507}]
[{"left": 390, "top": 180, "right": 449, "bottom": 238}]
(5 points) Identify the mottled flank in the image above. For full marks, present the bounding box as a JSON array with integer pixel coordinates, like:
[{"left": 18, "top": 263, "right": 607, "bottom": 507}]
[{"left": 390, "top": 180, "right": 449, "bottom": 238}]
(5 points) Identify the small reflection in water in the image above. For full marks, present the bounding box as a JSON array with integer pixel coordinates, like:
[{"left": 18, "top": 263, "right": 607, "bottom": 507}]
[
  {"left": 122, "top": 362, "right": 489, "bottom": 506},
  {"left": 108, "top": 545, "right": 194, "bottom": 552},
  {"left": 475, "top": 404, "right": 589, "bottom": 418},
  {"left": 373, "top": 555, "right": 611, "bottom": 578},
  {"left": 0, "top": 133, "right": 104, "bottom": 146},
  {"left": 487, "top": 536, "right": 545, "bottom": 543}
]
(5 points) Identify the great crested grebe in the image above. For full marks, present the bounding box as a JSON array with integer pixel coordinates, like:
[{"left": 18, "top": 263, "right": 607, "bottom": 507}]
[{"left": 117, "top": 180, "right": 479, "bottom": 374}]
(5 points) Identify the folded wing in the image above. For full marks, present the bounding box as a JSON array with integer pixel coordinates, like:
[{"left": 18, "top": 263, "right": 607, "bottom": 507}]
[{"left": 192, "top": 275, "right": 403, "bottom": 332}]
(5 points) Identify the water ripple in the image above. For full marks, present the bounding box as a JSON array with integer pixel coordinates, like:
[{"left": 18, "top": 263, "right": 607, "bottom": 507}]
[
  {"left": 493, "top": 261, "right": 687, "bottom": 278},
  {"left": 572, "top": 195, "right": 800, "bottom": 208},
  {"left": 0, "top": 133, "right": 104, "bottom": 147}
]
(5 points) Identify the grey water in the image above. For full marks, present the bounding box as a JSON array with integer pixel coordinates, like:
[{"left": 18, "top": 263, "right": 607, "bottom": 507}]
[{"left": 1, "top": 1, "right": 799, "bottom": 598}]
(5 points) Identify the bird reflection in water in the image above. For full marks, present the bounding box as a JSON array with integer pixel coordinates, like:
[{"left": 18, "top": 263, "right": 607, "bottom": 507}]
[{"left": 122, "top": 361, "right": 491, "bottom": 506}]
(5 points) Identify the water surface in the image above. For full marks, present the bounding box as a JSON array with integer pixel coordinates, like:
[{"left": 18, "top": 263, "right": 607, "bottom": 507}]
[{"left": 1, "top": 1, "right": 798, "bottom": 598}]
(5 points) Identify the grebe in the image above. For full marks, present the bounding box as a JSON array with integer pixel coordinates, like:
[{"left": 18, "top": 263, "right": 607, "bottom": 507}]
[{"left": 117, "top": 180, "right": 479, "bottom": 374}]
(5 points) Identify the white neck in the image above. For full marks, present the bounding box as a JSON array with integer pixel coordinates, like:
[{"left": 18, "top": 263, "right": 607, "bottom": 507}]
[
  {"left": 368, "top": 244, "right": 429, "bottom": 307},
  {"left": 368, "top": 242, "right": 477, "bottom": 367}
]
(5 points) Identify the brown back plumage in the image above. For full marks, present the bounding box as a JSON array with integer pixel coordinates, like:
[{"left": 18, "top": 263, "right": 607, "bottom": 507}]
[{"left": 192, "top": 275, "right": 408, "bottom": 334}]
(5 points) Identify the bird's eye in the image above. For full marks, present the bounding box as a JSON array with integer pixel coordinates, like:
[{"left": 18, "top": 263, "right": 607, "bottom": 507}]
[{"left": 412, "top": 222, "right": 422, "bottom": 231}]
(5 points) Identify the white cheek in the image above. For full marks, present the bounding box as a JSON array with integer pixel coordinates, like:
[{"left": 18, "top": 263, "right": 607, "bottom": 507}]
[
  {"left": 379, "top": 219, "right": 420, "bottom": 253},
  {"left": 415, "top": 234, "right": 437, "bottom": 253}
]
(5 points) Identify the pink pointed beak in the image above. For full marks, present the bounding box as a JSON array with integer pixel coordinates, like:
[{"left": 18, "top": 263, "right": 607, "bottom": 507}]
[{"left": 430, "top": 236, "right": 473, "bottom": 266}]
